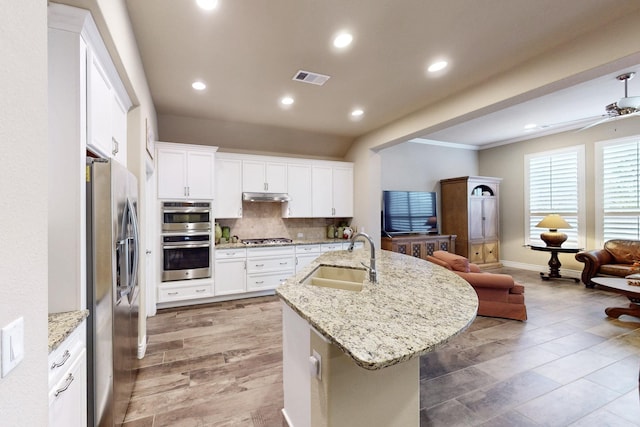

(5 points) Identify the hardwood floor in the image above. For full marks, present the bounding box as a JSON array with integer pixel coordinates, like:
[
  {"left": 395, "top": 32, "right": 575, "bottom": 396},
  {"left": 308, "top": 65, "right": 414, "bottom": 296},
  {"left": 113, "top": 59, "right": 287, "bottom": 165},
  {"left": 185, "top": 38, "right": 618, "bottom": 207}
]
[{"left": 123, "top": 268, "right": 640, "bottom": 427}]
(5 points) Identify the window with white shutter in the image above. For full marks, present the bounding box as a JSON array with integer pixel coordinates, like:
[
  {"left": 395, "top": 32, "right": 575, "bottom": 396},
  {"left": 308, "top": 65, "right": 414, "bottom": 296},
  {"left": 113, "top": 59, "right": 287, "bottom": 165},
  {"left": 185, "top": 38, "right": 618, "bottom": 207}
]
[
  {"left": 596, "top": 137, "right": 640, "bottom": 245},
  {"left": 524, "top": 146, "right": 585, "bottom": 247}
]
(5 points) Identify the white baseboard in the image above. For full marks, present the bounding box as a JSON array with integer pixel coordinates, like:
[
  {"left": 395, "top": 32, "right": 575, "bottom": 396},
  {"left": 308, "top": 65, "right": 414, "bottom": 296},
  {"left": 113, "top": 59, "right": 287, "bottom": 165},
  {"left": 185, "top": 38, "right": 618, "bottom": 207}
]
[
  {"left": 500, "top": 259, "right": 581, "bottom": 279},
  {"left": 138, "top": 334, "right": 147, "bottom": 359}
]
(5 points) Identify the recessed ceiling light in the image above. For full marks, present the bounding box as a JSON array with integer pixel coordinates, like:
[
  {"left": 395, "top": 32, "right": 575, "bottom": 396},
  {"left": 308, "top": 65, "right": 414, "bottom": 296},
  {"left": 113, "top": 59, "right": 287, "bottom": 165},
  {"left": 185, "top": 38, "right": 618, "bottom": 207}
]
[
  {"left": 281, "top": 96, "right": 294, "bottom": 106},
  {"left": 524, "top": 123, "right": 537, "bottom": 130},
  {"left": 192, "top": 81, "right": 206, "bottom": 91},
  {"left": 333, "top": 32, "right": 353, "bottom": 49},
  {"left": 427, "top": 60, "right": 448, "bottom": 73},
  {"left": 351, "top": 108, "right": 364, "bottom": 117},
  {"left": 196, "top": 0, "right": 218, "bottom": 10}
]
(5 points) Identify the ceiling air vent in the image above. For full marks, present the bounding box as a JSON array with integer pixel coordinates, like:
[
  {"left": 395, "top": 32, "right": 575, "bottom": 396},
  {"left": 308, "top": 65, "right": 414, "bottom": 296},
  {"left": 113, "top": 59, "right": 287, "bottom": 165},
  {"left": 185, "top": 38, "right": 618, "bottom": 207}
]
[{"left": 292, "top": 70, "right": 330, "bottom": 86}]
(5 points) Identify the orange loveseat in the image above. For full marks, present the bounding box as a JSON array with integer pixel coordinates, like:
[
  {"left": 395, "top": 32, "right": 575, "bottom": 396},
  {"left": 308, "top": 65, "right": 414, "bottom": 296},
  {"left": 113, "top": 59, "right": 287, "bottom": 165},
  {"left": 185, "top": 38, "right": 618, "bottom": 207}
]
[{"left": 426, "top": 250, "right": 527, "bottom": 321}]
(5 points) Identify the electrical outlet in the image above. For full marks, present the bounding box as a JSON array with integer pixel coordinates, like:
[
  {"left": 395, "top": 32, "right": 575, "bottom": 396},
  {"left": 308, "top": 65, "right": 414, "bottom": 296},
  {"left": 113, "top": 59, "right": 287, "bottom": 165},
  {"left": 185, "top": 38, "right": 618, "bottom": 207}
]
[{"left": 1, "top": 317, "right": 25, "bottom": 378}]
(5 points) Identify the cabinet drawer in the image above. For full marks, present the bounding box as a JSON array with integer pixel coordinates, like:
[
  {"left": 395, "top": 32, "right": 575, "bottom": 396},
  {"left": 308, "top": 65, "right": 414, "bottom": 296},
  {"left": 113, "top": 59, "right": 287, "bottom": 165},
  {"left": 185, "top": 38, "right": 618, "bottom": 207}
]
[
  {"left": 247, "top": 271, "right": 294, "bottom": 291},
  {"left": 295, "top": 244, "right": 322, "bottom": 254},
  {"left": 321, "top": 242, "right": 345, "bottom": 252},
  {"left": 215, "top": 248, "right": 247, "bottom": 259},
  {"left": 246, "top": 256, "right": 296, "bottom": 274},
  {"left": 48, "top": 347, "right": 87, "bottom": 427},
  {"left": 48, "top": 321, "right": 85, "bottom": 388},
  {"left": 158, "top": 282, "right": 213, "bottom": 302},
  {"left": 247, "top": 246, "right": 295, "bottom": 257}
]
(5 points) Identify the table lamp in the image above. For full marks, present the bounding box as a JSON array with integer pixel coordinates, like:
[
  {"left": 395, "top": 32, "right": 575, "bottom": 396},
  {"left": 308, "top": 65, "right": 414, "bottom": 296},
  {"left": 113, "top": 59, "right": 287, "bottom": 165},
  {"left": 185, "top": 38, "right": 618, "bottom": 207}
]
[{"left": 536, "top": 214, "right": 571, "bottom": 247}]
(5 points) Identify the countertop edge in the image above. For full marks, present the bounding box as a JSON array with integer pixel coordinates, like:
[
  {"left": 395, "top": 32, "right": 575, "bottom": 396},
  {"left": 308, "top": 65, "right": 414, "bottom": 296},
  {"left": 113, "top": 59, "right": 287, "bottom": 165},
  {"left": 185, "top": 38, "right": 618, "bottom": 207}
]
[{"left": 48, "top": 310, "right": 89, "bottom": 354}]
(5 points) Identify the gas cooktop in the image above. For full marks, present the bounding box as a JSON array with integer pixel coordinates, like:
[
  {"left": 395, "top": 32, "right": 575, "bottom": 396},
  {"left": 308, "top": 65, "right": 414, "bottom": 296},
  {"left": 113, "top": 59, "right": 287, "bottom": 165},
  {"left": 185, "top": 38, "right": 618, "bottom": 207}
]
[{"left": 241, "top": 238, "right": 293, "bottom": 245}]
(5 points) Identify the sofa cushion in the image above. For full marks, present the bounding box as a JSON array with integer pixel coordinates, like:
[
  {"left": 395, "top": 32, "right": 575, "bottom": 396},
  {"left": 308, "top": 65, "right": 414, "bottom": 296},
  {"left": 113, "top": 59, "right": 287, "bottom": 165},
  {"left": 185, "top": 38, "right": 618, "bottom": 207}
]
[
  {"left": 604, "top": 240, "right": 640, "bottom": 264},
  {"left": 599, "top": 264, "right": 637, "bottom": 277},
  {"left": 432, "top": 251, "right": 470, "bottom": 272},
  {"left": 425, "top": 255, "right": 452, "bottom": 270}
]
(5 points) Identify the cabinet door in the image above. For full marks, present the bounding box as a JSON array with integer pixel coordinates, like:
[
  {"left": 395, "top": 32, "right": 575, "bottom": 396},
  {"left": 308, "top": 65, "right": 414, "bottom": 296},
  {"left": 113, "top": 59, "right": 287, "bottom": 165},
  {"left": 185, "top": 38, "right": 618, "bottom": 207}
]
[
  {"left": 49, "top": 348, "right": 87, "bottom": 427},
  {"left": 87, "top": 52, "right": 112, "bottom": 158},
  {"left": 157, "top": 148, "right": 187, "bottom": 199},
  {"left": 469, "top": 242, "right": 484, "bottom": 264},
  {"left": 242, "top": 160, "right": 266, "bottom": 192},
  {"left": 312, "top": 165, "right": 333, "bottom": 217},
  {"left": 483, "top": 241, "right": 499, "bottom": 264},
  {"left": 468, "top": 198, "right": 484, "bottom": 240},
  {"left": 214, "top": 158, "right": 243, "bottom": 218},
  {"left": 265, "top": 162, "right": 287, "bottom": 193},
  {"left": 215, "top": 259, "right": 246, "bottom": 295},
  {"left": 186, "top": 150, "right": 215, "bottom": 199},
  {"left": 482, "top": 198, "right": 498, "bottom": 239},
  {"left": 286, "top": 164, "right": 312, "bottom": 218},
  {"left": 332, "top": 166, "right": 353, "bottom": 217},
  {"left": 111, "top": 95, "right": 127, "bottom": 166}
]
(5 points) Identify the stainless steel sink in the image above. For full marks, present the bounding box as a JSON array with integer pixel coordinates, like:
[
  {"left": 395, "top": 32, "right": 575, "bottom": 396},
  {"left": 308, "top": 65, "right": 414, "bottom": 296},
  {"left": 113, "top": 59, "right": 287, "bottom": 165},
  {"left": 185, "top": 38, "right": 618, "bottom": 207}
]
[{"left": 301, "top": 265, "right": 367, "bottom": 291}]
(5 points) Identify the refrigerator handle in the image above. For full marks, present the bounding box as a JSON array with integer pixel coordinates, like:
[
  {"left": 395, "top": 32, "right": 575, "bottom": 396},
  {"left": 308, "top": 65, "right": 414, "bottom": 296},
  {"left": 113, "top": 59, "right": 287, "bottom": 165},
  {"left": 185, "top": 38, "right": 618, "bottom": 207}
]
[{"left": 127, "top": 197, "right": 140, "bottom": 298}]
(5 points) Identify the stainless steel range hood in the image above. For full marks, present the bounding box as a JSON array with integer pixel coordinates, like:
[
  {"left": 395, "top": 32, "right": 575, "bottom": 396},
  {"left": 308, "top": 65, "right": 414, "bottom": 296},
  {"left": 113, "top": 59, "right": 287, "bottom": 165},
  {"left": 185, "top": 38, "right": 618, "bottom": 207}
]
[{"left": 242, "top": 192, "right": 291, "bottom": 202}]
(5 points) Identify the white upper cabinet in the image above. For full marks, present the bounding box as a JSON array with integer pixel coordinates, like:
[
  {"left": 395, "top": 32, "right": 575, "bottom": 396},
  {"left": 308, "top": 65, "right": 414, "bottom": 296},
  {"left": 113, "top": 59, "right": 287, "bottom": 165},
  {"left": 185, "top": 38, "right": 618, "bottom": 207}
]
[
  {"left": 284, "top": 163, "right": 312, "bottom": 218},
  {"left": 214, "top": 156, "right": 243, "bottom": 218},
  {"left": 312, "top": 163, "right": 353, "bottom": 218},
  {"left": 111, "top": 94, "right": 127, "bottom": 166},
  {"left": 87, "top": 51, "right": 112, "bottom": 159},
  {"left": 242, "top": 160, "right": 287, "bottom": 193},
  {"left": 85, "top": 41, "right": 130, "bottom": 166},
  {"left": 156, "top": 142, "right": 217, "bottom": 200}
]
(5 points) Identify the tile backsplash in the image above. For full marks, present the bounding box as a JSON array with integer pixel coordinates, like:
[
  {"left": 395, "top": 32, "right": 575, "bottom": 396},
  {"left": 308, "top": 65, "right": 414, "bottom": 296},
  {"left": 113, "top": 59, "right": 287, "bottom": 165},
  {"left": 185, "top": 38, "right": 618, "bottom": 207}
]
[{"left": 216, "top": 202, "right": 353, "bottom": 241}]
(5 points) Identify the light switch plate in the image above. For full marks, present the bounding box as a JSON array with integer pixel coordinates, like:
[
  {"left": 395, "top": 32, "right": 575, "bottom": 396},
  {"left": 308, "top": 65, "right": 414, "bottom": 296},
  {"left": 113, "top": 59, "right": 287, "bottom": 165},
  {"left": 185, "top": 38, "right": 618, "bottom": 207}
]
[{"left": 1, "top": 317, "right": 25, "bottom": 377}]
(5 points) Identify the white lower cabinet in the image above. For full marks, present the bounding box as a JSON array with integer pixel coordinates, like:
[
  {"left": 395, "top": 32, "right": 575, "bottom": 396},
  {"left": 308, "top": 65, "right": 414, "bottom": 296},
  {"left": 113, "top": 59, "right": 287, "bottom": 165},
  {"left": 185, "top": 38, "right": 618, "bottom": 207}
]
[
  {"left": 246, "top": 246, "right": 295, "bottom": 291},
  {"left": 214, "top": 248, "right": 247, "bottom": 295},
  {"left": 48, "top": 321, "right": 87, "bottom": 427},
  {"left": 295, "top": 244, "right": 322, "bottom": 273}
]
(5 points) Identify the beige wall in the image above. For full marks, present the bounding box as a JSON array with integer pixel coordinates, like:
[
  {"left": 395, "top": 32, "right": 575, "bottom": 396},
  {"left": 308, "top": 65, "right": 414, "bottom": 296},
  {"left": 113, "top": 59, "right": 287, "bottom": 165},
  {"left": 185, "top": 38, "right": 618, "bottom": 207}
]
[
  {"left": 480, "top": 118, "right": 640, "bottom": 272},
  {"left": 380, "top": 142, "right": 478, "bottom": 191},
  {"left": 0, "top": 1, "right": 49, "bottom": 425}
]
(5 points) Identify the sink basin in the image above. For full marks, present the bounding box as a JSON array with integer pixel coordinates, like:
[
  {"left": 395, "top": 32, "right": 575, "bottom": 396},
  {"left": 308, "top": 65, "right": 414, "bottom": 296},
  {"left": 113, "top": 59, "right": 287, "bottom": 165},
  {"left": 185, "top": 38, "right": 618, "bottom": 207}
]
[{"left": 302, "top": 265, "right": 367, "bottom": 291}]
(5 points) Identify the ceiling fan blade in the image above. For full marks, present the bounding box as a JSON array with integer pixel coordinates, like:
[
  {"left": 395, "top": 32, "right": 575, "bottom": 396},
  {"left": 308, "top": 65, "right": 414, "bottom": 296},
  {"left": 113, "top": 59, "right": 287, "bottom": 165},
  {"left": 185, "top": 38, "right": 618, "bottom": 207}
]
[{"left": 578, "top": 116, "right": 612, "bottom": 131}]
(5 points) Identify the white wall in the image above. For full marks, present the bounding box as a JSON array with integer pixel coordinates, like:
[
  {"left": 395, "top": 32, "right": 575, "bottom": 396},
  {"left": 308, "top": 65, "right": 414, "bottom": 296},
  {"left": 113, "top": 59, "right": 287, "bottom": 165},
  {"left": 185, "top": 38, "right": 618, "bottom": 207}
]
[
  {"left": 380, "top": 142, "right": 478, "bottom": 191},
  {"left": 0, "top": 1, "right": 49, "bottom": 425}
]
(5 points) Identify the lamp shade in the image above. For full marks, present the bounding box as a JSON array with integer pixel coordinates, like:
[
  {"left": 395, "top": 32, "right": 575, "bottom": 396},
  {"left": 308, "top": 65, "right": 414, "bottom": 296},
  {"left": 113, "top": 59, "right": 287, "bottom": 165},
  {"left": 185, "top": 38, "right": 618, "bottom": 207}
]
[{"left": 536, "top": 214, "right": 571, "bottom": 247}]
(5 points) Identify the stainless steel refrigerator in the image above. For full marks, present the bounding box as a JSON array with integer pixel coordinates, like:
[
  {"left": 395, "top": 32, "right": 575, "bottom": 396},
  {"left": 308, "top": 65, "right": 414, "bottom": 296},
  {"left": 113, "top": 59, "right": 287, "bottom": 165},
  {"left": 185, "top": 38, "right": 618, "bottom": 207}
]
[{"left": 86, "top": 158, "right": 140, "bottom": 427}]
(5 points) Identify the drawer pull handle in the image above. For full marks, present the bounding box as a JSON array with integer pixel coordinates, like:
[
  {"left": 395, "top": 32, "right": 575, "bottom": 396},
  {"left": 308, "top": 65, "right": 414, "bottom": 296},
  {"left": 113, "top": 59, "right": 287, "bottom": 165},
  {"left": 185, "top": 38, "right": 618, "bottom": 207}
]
[
  {"left": 51, "top": 350, "right": 70, "bottom": 370},
  {"left": 168, "top": 291, "right": 179, "bottom": 295},
  {"left": 196, "top": 289, "right": 206, "bottom": 293},
  {"left": 255, "top": 264, "right": 265, "bottom": 267},
  {"left": 279, "top": 262, "right": 288, "bottom": 265},
  {"left": 54, "top": 373, "right": 75, "bottom": 397},
  {"left": 255, "top": 280, "right": 264, "bottom": 284}
]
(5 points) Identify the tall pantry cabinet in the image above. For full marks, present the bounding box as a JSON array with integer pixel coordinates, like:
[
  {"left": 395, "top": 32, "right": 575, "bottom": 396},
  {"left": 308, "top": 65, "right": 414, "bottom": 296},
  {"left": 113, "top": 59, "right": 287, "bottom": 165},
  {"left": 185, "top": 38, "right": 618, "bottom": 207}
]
[
  {"left": 48, "top": 3, "right": 133, "bottom": 312},
  {"left": 440, "top": 176, "right": 502, "bottom": 268}
]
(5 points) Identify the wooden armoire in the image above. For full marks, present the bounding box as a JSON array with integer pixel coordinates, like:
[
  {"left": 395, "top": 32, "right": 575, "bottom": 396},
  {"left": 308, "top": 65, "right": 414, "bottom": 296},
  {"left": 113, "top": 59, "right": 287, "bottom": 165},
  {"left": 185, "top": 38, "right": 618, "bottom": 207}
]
[{"left": 440, "top": 176, "right": 502, "bottom": 268}]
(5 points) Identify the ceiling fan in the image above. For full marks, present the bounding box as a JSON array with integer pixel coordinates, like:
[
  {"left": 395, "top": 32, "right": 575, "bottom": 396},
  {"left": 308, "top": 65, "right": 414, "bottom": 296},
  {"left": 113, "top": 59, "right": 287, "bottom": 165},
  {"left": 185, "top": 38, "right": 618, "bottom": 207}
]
[{"left": 581, "top": 72, "right": 640, "bottom": 130}]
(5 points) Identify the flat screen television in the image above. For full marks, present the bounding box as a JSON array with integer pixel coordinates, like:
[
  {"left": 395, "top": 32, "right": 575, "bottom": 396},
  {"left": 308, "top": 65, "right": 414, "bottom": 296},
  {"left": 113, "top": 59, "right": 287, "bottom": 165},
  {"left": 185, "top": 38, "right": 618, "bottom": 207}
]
[{"left": 382, "top": 190, "right": 438, "bottom": 235}]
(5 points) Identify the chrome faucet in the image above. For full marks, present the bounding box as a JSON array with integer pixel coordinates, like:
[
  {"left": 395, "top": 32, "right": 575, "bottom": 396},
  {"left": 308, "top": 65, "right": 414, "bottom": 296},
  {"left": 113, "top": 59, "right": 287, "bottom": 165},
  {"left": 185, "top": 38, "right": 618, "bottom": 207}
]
[{"left": 348, "top": 231, "right": 377, "bottom": 283}]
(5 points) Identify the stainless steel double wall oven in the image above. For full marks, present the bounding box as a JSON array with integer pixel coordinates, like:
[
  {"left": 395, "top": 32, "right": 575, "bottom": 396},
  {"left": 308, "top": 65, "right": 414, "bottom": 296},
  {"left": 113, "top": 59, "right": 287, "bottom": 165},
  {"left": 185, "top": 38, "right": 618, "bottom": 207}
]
[{"left": 161, "top": 201, "right": 212, "bottom": 282}]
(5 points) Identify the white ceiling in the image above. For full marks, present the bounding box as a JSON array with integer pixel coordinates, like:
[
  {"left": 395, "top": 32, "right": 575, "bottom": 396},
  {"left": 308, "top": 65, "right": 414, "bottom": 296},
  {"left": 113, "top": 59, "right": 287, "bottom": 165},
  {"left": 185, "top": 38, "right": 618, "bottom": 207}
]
[{"left": 123, "top": 0, "right": 640, "bottom": 152}]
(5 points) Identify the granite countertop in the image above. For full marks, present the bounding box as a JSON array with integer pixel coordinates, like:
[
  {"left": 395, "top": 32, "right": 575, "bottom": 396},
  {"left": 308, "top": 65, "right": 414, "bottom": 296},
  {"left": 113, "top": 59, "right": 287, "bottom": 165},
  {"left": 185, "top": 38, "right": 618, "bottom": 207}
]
[
  {"left": 215, "top": 237, "right": 352, "bottom": 250},
  {"left": 48, "top": 310, "right": 89, "bottom": 353},
  {"left": 276, "top": 249, "right": 478, "bottom": 370}
]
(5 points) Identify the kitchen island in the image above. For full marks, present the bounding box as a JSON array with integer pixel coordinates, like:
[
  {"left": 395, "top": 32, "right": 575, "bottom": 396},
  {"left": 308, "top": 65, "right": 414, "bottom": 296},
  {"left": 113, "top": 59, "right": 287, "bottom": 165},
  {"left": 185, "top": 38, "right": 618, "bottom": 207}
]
[{"left": 276, "top": 248, "right": 478, "bottom": 427}]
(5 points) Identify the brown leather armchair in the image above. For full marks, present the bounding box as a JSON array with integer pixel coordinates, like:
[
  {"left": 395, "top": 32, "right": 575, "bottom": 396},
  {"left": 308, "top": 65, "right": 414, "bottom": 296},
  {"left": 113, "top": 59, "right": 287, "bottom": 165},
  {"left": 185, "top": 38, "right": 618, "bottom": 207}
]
[{"left": 575, "top": 239, "right": 640, "bottom": 287}]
